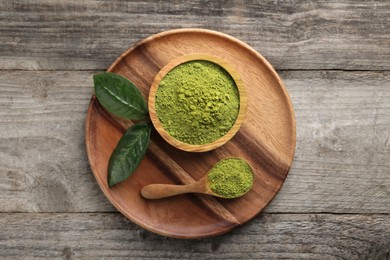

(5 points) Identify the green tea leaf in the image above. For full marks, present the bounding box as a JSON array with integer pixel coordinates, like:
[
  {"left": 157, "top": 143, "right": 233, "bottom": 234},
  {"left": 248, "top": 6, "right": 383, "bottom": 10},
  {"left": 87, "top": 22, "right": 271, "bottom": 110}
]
[
  {"left": 93, "top": 72, "right": 148, "bottom": 120},
  {"left": 108, "top": 122, "right": 151, "bottom": 187}
]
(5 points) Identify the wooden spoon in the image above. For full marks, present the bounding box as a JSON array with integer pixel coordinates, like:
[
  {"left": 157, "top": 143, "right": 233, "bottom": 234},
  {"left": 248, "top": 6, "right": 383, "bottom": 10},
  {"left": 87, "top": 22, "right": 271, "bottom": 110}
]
[
  {"left": 141, "top": 174, "right": 215, "bottom": 199},
  {"left": 141, "top": 158, "right": 254, "bottom": 199}
]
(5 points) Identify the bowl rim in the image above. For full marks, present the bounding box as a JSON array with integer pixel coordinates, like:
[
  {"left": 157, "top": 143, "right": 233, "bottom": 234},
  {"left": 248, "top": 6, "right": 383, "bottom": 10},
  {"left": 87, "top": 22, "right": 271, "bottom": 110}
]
[{"left": 148, "top": 53, "right": 248, "bottom": 152}]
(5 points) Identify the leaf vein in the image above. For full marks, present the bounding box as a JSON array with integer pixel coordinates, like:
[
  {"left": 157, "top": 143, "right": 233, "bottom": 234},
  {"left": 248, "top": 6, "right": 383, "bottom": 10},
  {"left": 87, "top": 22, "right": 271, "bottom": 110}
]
[{"left": 101, "top": 82, "right": 144, "bottom": 114}]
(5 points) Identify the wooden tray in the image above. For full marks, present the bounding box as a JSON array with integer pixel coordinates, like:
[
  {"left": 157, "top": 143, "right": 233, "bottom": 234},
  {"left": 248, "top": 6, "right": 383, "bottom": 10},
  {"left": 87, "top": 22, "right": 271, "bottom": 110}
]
[{"left": 85, "top": 28, "right": 296, "bottom": 239}]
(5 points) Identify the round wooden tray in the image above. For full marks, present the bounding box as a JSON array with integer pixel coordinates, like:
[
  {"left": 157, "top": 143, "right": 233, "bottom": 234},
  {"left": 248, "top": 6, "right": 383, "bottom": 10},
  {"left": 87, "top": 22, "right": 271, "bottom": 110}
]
[{"left": 85, "top": 28, "right": 296, "bottom": 239}]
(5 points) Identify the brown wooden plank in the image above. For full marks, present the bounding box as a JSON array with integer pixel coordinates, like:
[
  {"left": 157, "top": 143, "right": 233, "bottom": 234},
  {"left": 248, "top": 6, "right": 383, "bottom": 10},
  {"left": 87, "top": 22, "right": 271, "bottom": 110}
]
[
  {"left": 266, "top": 70, "right": 390, "bottom": 213},
  {"left": 0, "top": 0, "right": 389, "bottom": 70},
  {"left": 0, "top": 70, "right": 389, "bottom": 213},
  {"left": 0, "top": 71, "right": 115, "bottom": 213},
  {"left": 0, "top": 213, "right": 388, "bottom": 259}
]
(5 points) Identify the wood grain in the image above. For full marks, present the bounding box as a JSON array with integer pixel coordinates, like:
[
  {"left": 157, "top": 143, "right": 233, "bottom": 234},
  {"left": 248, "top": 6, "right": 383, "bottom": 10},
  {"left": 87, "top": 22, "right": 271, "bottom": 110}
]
[
  {"left": 267, "top": 70, "right": 390, "bottom": 214},
  {"left": 0, "top": 70, "right": 389, "bottom": 214},
  {"left": 0, "top": 213, "right": 388, "bottom": 259},
  {"left": 0, "top": 71, "right": 115, "bottom": 213},
  {"left": 1, "top": 0, "right": 389, "bottom": 71},
  {"left": 1, "top": 0, "right": 389, "bottom": 255}
]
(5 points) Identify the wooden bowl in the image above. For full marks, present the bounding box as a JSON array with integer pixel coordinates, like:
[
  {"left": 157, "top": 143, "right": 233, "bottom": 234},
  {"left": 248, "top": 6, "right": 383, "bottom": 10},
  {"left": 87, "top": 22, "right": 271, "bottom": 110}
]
[{"left": 148, "top": 53, "right": 248, "bottom": 152}]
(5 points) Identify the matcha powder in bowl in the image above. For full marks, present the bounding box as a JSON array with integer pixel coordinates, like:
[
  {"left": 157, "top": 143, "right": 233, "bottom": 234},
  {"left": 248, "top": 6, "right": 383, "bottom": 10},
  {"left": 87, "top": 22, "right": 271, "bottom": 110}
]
[{"left": 155, "top": 60, "right": 240, "bottom": 145}]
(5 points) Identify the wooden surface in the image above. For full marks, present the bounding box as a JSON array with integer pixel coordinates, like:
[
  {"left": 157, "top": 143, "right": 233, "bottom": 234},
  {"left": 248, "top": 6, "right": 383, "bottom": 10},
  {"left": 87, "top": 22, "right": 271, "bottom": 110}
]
[
  {"left": 1, "top": 213, "right": 389, "bottom": 259},
  {"left": 86, "top": 29, "right": 295, "bottom": 238},
  {"left": 0, "top": 0, "right": 389, "bottom": 258}
]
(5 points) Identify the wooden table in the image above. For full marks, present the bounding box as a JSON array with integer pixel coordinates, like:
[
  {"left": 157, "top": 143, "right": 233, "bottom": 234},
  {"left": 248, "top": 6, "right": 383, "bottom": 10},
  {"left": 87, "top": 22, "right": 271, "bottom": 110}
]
[{"left": 1, "top": 1, "right": 389, "bottom": 259}]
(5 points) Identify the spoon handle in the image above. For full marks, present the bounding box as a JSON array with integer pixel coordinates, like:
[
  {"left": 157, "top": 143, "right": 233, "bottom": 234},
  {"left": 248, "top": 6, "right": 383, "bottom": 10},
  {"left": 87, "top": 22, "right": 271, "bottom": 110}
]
[{"left": 141, "top": 183, "right": 199, "bottom": 199}]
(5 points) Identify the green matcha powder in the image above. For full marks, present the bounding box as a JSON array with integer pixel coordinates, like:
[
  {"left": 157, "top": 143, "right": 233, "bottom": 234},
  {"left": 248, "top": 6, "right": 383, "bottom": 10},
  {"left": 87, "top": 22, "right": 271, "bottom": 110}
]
[
  {"left": 208, "top": 158, "right": 253, "bottom": 198},
  {"left": 155, "top": 60, "right": 240, "bottom": 145}
]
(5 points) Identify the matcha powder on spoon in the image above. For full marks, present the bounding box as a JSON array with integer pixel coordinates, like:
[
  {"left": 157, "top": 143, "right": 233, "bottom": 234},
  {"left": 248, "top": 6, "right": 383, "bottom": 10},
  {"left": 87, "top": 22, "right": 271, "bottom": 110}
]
[
  {"left": 208, "top": 158, "right": 254, "bottom": 198},
  {"left": 155, "top": 60, "right": 240, "bottom": 145}
]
